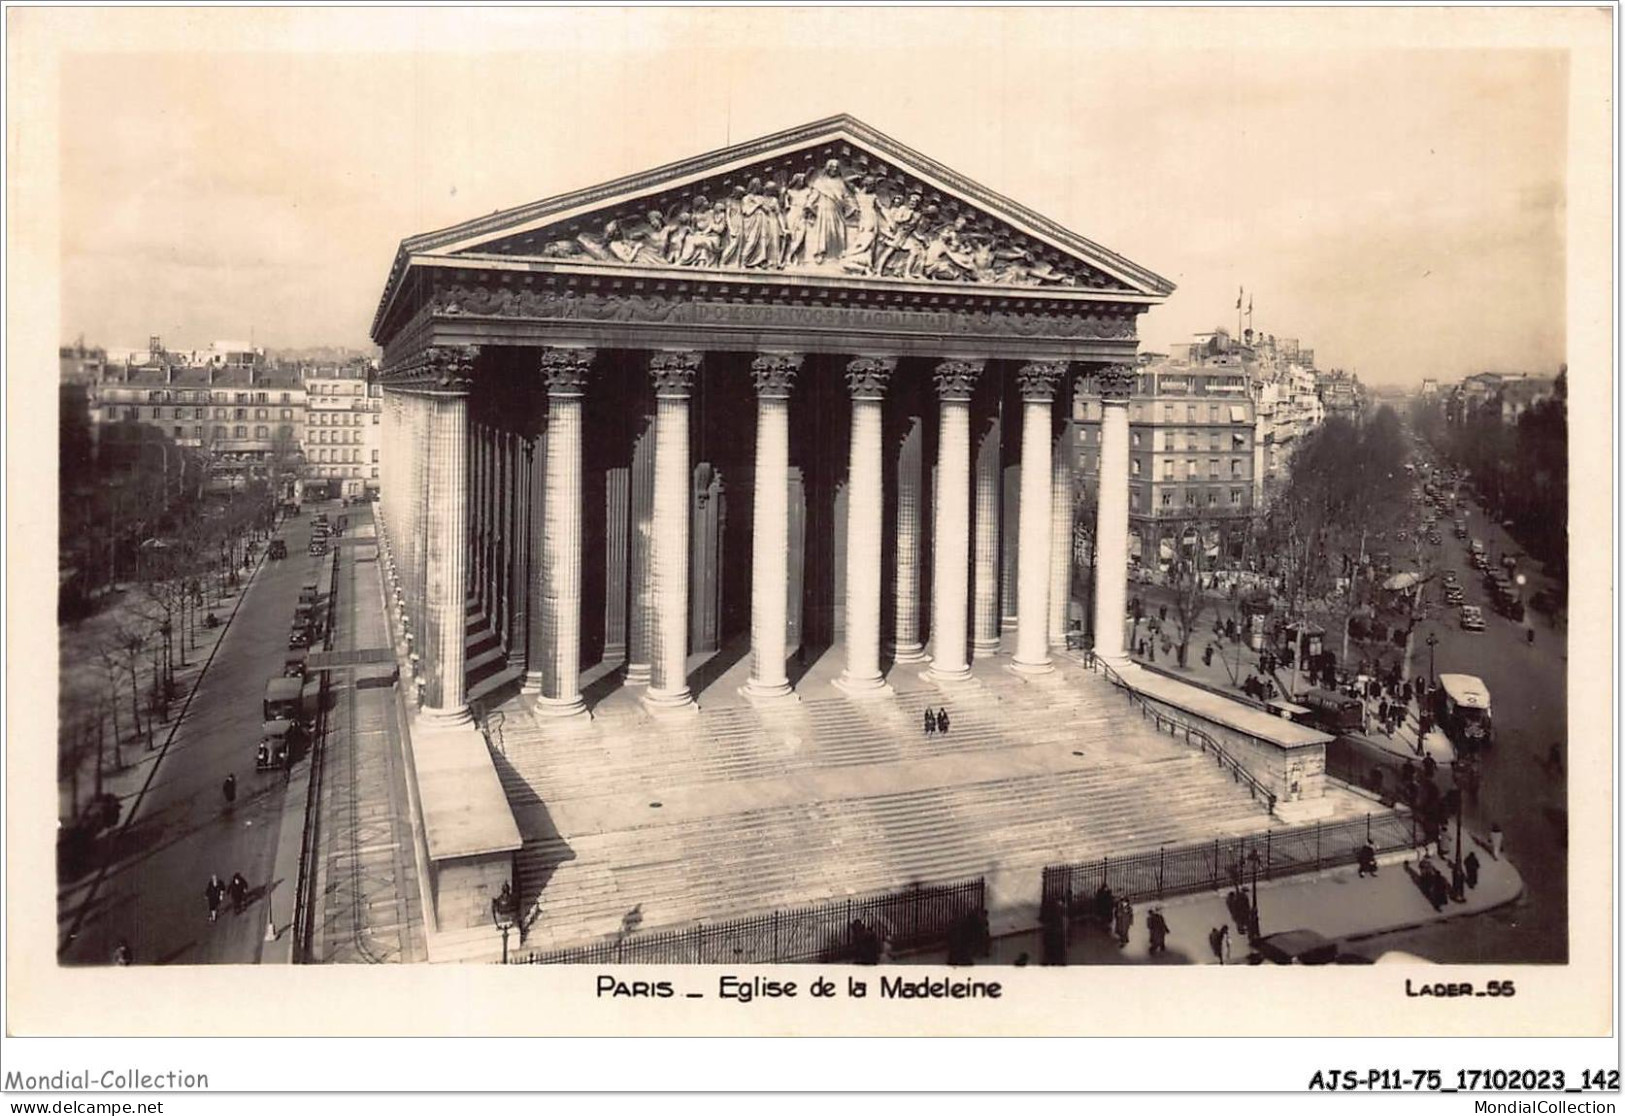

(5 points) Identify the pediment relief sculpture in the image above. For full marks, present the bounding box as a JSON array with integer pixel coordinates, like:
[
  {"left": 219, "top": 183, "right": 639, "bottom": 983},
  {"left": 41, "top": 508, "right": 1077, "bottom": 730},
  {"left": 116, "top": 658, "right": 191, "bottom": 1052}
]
[{"left": 490, "top": 152, "right": 1126, "bottom": 291}]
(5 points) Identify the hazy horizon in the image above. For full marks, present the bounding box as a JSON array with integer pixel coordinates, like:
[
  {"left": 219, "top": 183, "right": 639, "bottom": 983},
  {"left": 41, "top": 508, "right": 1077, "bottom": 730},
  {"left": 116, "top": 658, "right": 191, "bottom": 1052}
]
[{"left": 56, "top": 11, "right": 1570, "bottom": 386}]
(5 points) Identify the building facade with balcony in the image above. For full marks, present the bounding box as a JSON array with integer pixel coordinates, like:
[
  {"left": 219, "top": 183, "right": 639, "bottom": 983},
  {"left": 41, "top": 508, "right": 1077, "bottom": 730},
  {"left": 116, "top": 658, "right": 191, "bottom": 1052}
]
[
  {"left": 89, "top": 342, "right": 305, "bottom": 492},
  {"left": 1076, "top": 359, "right": 1257, "bottom": 571},
  {"left": 302, "top": 360, "right": 382, "bottom": 499}
]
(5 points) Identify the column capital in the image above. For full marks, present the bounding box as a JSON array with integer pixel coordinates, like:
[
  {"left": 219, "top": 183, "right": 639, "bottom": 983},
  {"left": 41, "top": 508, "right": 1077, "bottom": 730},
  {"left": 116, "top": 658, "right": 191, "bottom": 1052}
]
[
  {"left": 540, "top": 347, "right": 596, "bottom": 396},
  {"left": 649, "top": 351, "right": 701, "bottom": 397},
  {"left": 1093, "top": 363, "right": 1138, "bottom": 403},
  {"left": 1017, "top": 360, "right": 1068, "bottom": 402},
  {"left": 750, "top": 353, "right": 803, "bottom": 399},
  {"left": 420, "top": 345, "right": 480, "bottom": 392},
  {"left": 932, "top": 358, "right": 984, "bottom": 402},
  {"left": 845, "top": 356, "right": 896, "bottom": 400}
]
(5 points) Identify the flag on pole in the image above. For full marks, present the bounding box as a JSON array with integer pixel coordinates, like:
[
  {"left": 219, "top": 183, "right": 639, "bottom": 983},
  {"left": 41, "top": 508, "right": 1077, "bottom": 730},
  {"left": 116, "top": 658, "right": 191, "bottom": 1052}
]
[
  {"left": 1248, "top": 295, "right": 1254, "bottom": 315},
  {"left": 1236, "top": 286, "right": 1243, "bottom": 310}
]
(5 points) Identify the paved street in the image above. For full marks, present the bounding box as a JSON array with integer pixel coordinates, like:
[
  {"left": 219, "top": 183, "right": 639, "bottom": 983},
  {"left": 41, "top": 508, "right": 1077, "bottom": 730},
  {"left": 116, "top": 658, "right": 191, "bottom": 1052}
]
[
  {"left": 58, "top": 512, "right": 328, "bottom": 965},
  {"left": 1367, "top": 497, "right": 1567, "bottom": 962},
  {"left": 1100, "top": 483, "right": 1567, "bottom": 963}
]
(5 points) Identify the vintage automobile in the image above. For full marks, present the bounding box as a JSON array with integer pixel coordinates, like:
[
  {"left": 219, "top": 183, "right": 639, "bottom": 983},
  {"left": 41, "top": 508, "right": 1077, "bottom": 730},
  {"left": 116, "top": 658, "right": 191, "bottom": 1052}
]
[
  {"left": 263, "top": 675, "right": 305, "bottom": 727},
  {"left": 1459, "top": 604, "right": 1485, "bottom": 631},
  {"left": 257, "top": 719, "right": 296, "bottom": 772},
  {"left": 268, "top": 538, "right": 288, "bottom": 560},
  {"left": 1435, "top": 673, "right": 1493, "bottom": 752},
  {"left": 283, "top": 650, "right": 308, "bottom": 679},
  {"left": 1299, "top": 688, "right": 1365, "bottom": 736}
]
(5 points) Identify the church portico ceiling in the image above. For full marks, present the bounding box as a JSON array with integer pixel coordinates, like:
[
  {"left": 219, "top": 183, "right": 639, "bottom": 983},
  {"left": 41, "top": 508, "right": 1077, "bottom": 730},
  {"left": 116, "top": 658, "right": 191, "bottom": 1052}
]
[{"left": 373, "top": 116, "right": 1174, "bottom": 348}]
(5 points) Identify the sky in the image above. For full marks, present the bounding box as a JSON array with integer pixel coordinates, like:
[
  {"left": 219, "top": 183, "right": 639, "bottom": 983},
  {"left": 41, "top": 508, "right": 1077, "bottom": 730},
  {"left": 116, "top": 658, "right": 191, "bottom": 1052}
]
[{"left": 46, "top": 8, "right": 1584, "bottom": 386}]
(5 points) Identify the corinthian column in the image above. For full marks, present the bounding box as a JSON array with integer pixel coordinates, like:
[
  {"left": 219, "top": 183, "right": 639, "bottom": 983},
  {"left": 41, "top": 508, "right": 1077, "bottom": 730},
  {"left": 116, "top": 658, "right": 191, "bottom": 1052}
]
[
  {"left": 1012, "top": 361, "right": 1066, "bottom": 674},
  {"left": 644, "top": 352, "right": 700, "bottom": 710},
  {"left": 743, "top": 353, "right": 801, "bottom": 699},
  {"left": 1093, "top": 365, "right": 1136, "bottom": 662},
  {"left": 836, "top": 357, "right": 894, "bottom": 695},
  {"left": 533, "top": 347, "right": 594, "bottom": 717},
  {"left": 1050, "top": 375, "right": 1076, "bottom": 647},
  {"left": 927, "top": 359, "right": 981, "bottom": 682},
  {"left": 972, "top": 399, "right": 1003, "bottom": 656},
  {"left": 890, "top": 409, "right": 927, "bottom": 663},
  {"left": 420, "top": 346, "right": 478, "bottom": 726}
]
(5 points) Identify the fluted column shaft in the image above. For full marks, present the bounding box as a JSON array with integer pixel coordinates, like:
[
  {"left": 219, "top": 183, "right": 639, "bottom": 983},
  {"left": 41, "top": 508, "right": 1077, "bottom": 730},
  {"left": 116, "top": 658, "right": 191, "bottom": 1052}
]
[
  {"left": 928, "top": 360, "right": 981, "bottom": 681},
  {"left": 1049, "top": 381, "right": 1076, "bottom": 647},
  {"left": 1013, "top": 362, "right": 1065, "bottom": 673},
  {"left": 1094, "top": 366, "right": 1135, "bottom": 662},
  {"left": 624, "top": 411, "right": 657, "bottom": 685},
  {"left": 521, "top": 409, "right": 549, "bottom": 694},
  {"left": 972, "top": 404, "right": 1003, "bottom": 656},
  {"left": 744, "top": 354, "right": 800, "bottom": 697},
  {"left": 837, "top": 358, "right": 894, "bottom": 693},
  {"left": 423, "top": 387, "right": 472, "bottom": 725},
  {"left": 533, "top": 348, "right": 593, "bottom": 716},
  {"left": 508, "top": 429, "right": 530, "bottom": 675},
  {"left": 645, "top": 353, "right": 700, "bottom": 708},
  {"left": 891, "top": 414, "right": 927, "bottom": 661}
]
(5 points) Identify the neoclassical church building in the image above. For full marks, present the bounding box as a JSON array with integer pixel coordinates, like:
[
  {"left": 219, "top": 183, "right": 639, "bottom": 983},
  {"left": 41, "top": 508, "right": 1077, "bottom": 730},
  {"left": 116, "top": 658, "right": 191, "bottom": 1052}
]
[{"left": 371, "top": 117, "right": 1336, "bottom": 956}]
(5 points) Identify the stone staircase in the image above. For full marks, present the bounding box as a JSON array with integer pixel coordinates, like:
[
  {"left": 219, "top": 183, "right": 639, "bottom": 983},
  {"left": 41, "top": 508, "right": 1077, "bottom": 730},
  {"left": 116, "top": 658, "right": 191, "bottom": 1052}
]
[
  {"left": 483, "top": 662, "right": 1278, "bottom": 956},
  {"left": 514, "top": 752, "right": 1266, "bottom": 952}
]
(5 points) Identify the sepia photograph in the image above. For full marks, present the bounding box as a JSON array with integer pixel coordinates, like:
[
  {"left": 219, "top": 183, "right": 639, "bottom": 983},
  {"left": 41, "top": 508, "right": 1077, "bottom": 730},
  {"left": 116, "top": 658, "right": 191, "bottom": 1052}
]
[{"left": 5, "top": 3, "right": 1616, "bottom": 1083}]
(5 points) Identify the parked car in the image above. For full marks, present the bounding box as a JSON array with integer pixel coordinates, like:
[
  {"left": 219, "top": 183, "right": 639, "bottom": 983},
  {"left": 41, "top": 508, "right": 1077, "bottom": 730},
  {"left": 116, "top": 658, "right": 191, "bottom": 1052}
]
[
  {"left": 1460, "top": 605, "right": 1485, "bottom": 631},
  {"left": 1249, "top": 929, "right": 1343, "bottom": 965},
  {"left": 268, "top": 538, "right": 288, "bottom": 560}
]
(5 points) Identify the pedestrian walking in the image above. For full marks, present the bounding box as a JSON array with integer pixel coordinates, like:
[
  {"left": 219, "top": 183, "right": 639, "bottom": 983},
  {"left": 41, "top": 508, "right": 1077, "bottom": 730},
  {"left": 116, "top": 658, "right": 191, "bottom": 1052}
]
[
  {"left": 923, "top": 707, "right": 936, "bottom": 737},
  {"left": 1421, "top": 754, "right": 1437, "bottom": 782},
  {"left": 1146, "top": 907, "right": 1170, "bottom": 955},
  {"left": 1113, "top": 898, "right": 1134, "bottom": 947},
  {"left": 1093, "top": 883, "right": 1115, "bottom": 929},
  {"left": 1357, "top": 841, "right": 1379, "bottom": 878},
  {"left": 1463, "top": 851, "right": 1481, "bottom": 889},
  {"left": 112, "top": 940, "right": 132, "bottom": 966},
  {"left": 936, "top": 708, "right": 950, "bottom": 735},
  {"left": 222, "top": 773, "right": 236, "bottom": 807},
  {"left": 205, "top": 874, "right": 225, "bottom": 923},
  {"left": 1489, "top": 822, "right": 1504, "bottom": 860},
  {"left": 229, "top": 872, "right": 249, "bottom": 914}
]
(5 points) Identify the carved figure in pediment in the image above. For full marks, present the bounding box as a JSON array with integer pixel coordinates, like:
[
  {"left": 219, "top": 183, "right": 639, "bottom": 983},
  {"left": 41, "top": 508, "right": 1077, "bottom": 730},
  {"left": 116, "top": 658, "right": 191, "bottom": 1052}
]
[
  {"left": 740, "top": 176, "right": 786, "bottom": 269},
  {"left": 720, "top": 185, "right": 746, "bottom": 267},
  {"left": 781, "top": 173, "right": 815, "bottom": 267},
  {"left": 841, "top": 175, "right": 880, "bottom": 275},
  {"left": 678, "top": 195, "right": 726, "bottom": 267},
  {"left": 807, "top": 159, "right": 856, "bottom": 266},
  {"left": 575, "top": 224, "right": 617, "bottom": 263},
  {"left": 922, "top": 216, "right": 980, "bottom": 281},
  {"left": 541, "top": 238, "right": 586, "bottom": 260},
  {"left": 605, "top": 213, "right": 671, "bottom": 267},
  {"left": 874, "top": 191, "right": 927, "bottom": 278}
]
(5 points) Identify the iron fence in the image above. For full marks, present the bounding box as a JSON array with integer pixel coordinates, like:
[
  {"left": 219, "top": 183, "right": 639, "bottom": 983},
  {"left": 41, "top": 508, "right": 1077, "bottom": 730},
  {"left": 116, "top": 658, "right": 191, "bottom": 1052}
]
[
  {"left": 1041, "top": 811, "right": 1415, "bottom": 915},
  {"left": 1084, "top": 653, "right": 1278, "bottom": 815},
  {"left": 511, "top": 878, "right": 985, "bottom": 965}
]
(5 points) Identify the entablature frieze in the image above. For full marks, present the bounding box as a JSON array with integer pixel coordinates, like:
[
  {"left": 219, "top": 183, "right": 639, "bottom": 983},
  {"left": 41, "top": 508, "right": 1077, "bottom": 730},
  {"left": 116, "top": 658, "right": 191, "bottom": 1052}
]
[{"left": 380, "top": 271, "right": 1144, "bottom": 365}]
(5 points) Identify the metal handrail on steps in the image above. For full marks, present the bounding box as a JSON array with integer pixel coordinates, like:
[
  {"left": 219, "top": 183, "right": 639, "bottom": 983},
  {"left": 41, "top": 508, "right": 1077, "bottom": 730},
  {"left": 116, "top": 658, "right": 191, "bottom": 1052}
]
[{"left": 1083, "top": 651, "right": 1279, "bottom": 817}]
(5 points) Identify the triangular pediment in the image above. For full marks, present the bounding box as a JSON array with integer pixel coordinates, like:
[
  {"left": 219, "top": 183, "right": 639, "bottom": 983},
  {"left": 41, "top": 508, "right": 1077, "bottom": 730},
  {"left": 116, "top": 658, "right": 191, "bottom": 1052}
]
[{"left": 394, "top": 116, "right": 1174, "bottom": 302}]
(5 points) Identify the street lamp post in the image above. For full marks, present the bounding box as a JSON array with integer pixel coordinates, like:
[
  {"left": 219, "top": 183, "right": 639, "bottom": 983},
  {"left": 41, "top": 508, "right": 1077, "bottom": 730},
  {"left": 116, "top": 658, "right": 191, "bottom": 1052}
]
[
  {"left": 491, "top": 885, "right": 518, "bottom": 964},
  {"left": 1246, "top": 847, "right": 1262, "bottom": 942},
  {"left": 1426, "top": 632, "right": 1439, "bottom": 685},
  {"left": 1447, "top": 787, "right": 1465, "bottom": 901}
]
